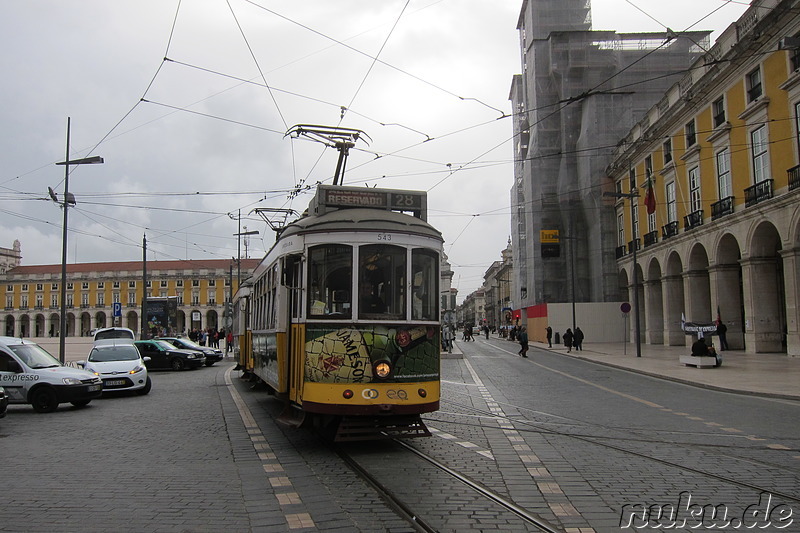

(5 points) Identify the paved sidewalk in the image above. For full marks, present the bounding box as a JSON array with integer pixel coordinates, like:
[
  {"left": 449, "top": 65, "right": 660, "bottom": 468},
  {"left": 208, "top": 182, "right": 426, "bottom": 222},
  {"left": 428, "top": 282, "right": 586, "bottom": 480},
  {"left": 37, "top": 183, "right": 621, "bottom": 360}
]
[{"left": 530, "top": 340, "right": 800, "bottom": 400}]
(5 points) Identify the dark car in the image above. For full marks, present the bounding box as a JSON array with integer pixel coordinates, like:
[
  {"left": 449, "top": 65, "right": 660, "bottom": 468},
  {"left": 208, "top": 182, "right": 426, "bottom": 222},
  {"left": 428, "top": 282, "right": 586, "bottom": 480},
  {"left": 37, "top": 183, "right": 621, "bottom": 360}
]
[
  {"left": 158, "top": 337, "right": 223, "bottom": 367},
  {"left": 0, "top": 386, "right": 8, "bottom": 418},
  {"left": 134, "top": 340, "right": 205, "bottom": 371}
]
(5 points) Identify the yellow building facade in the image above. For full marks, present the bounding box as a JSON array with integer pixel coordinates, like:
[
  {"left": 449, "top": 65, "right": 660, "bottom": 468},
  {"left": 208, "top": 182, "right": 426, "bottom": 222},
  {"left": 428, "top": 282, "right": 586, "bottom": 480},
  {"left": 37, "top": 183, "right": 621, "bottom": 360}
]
[
  {"left": 608, "top": 0, "right": 800, "bottom": 354},
  {"left": 2, "top": 258, "right": 259, "bottom": 338}
]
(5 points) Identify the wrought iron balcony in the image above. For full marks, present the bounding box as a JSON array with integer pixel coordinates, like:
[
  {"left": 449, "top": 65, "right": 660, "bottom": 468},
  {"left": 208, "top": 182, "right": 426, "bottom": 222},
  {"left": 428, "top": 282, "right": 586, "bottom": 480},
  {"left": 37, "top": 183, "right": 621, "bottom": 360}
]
[
  {"left": 643, "top": 231, "right": 658, "bottom": 247},
  {"left": 615, "top": 245, "right": 626, "bottom": 259},
  {"left": 744, "top": 179, "right": 773, "bottom": 207},
  {"left": 684, "top": 210, "right": 704, "bottom": 230},
  {"left": 789, "top": 165, "right": 800, "bottom": 191},
  {"left": 711, "top": 197, "right": 734, "bottom": 221},
  {"left": 627, "top": 238, "right": 640, "bottom": 255},
  {"left": 662, "top": 221, "right": 679, "bottom": 240}
]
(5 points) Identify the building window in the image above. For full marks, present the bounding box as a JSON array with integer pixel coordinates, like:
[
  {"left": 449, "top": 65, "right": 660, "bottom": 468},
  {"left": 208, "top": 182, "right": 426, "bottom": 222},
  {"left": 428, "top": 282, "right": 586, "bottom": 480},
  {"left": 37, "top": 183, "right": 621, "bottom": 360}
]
[
  {"left": 97, "top": 282, "right": 104, "bottom": 289},
  {"left": 113, "top": 293, "right": 120, "bottom": 303},
  {"left": 663, "top": 138, "right": 672, "bottom": 164},
  {"left": 632, "top": 201, "right": 639, "bottom": 238},
  {"left": 51, "top": 283, "right": 58, "bottom": 290},
  {"left": 177, "top": 294, "right": 184, "bottom": 305},
  {"left": 689, "top": 166, "right": 701, "bottom": 213},
  {"left": 145, "top": 281, "right": 152, "bottom": 288},
  {"left": 35, "top": 295, "right": 43, "bottom": 308},
  {"left": 67, "top": 282, "right": 73, "bottom": 290},
  {"left": 128, "top": 292, "right": 136, "bottom": 305},
  {"left": 160, "top": 291, "right": 168, "bottom": 298},
  {"left": 97, "top": 293, "right": 104, "bottom": 306},
  {"left": 747, "top": 67, "right": 762, "bottom": 102},
  {"left": 6, "top": 285, "right": 12, "bottom": 292},
  {"left": 7, "top": 295, "right": 14, "bottom": 308},
  {"left": 82, "top": 282, "right": 89, "bottom": 290},
  {"left": 67, "top": 294, "right": 74, "bottom": 307},
  {"left": 685, "top": 120, "right": 696, "bottom": 147},
  {"left": 617, "top": 213, "right": 625, "bottom": 246},
  {"left": 21, "top": 295, "right": 28, "bottom": 308},
  {"left": 716, "top": 148, "right": 732, "bottom": 198},
  {"left": 192, "top": 279, "right": 200, "bottom": 287},
  {"left": 795, "top": 102, "right": 800, "bottom": 158},
  {"left": 21, "top": 284, "right": 28, "bottom": 291},
  {"left": 51, "top": 294, "right": 58, "bottom": 307},
  {"left": 160, "top": 280, "right": 168, "bottom": 288},
  {"left": 647, "top": 211, "right": 656, "bottom": 233},
  {"left": 128, "top": 281, "right": 136, "bottom": 288},
  {"left": 208, "top": 291, "right": 216, "bottom": 305},
  {"left": 176, "top": 280, "right": 183, "bottom": 287},
  {"left": 82, "top": 293, "right": 89, "bottom": 306},
  {"left": 666, "top": 181, "right": 677, "bottom": 223},
  {"left": 751, "top": 125, "right": 770, "bottom": 183},
  {"left": 36, "top": 283, "right": 43, "bottom": 291},
  {"left": 712, "top": 97, "right": 726, "bottom": 128},
  {"left": 192, "top": 292, "right": 200, "bottom": 305},
  {"left": 628, "top": 168, "right": 636, "bottom": 190},
  {"left": 113, "top": 281, "right": 120, "bottom": 289},
  {"left": 208, "top": 279, "right": 216, "bottom": 287}
]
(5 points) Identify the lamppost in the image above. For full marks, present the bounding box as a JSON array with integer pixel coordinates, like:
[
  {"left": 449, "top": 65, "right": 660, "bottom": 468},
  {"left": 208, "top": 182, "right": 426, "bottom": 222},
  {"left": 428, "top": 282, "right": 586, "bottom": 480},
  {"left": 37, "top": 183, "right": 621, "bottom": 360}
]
[
  {"left": 604, "top": 189, "right": 642, "bottom": 357},
  {"left": 53, "top": 117, "right": 104, "bottom": 363},
  {"left": 230, "top": 210, "right": 260, "bottom": 285}
]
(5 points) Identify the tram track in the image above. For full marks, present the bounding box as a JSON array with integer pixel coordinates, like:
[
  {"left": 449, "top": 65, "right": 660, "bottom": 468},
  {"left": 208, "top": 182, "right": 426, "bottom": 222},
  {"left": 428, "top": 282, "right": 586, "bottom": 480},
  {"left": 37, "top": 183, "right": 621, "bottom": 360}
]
[
  {"left": 434, "top": 398, "right": 800, "bottom": 506},
  {"left": 334, "top": 439, "right": 563, "bottom": 533}
]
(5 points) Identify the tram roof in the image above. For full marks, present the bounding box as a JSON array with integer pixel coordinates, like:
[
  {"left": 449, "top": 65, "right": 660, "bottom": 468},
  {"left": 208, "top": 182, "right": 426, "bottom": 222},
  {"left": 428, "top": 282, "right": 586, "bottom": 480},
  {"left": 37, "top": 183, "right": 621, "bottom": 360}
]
[{"left": 280, "top": 207, "right": 443, "bottom": 241}]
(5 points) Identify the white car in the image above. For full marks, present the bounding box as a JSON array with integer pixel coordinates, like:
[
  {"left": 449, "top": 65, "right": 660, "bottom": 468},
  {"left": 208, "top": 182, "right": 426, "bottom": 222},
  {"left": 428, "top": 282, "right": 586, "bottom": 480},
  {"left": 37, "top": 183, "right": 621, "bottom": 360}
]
[
  {"left": 80, "top": 343, "right": 151, "bottom": 395},
  {"left": 92, "top": 327, "right": 136, "bottom": 346}
]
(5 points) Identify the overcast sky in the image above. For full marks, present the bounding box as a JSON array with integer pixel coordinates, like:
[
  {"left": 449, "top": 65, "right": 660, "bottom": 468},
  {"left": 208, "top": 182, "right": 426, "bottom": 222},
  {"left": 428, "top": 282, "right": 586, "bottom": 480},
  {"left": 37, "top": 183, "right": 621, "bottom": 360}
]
[{"left": 0, "top": 1, "right": 748, "bottom": 301}]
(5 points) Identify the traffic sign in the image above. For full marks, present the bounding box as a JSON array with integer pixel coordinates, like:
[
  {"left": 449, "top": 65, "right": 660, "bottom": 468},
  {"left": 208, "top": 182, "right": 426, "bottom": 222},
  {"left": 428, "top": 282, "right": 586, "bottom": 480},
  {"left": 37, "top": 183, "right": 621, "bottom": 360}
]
[
  {"left": 620, "top": 302, "right": 631, "bottom": 314},
  {"left": 113, "top": 302, "right": 122, "bottom": 317}
]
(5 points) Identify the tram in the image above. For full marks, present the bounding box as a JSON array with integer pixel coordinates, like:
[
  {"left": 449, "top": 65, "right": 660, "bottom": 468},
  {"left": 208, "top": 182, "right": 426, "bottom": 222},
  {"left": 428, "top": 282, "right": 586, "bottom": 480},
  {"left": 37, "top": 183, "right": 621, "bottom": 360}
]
[{"left": 232, "top": 184, "right": 443, "bottom": 441}]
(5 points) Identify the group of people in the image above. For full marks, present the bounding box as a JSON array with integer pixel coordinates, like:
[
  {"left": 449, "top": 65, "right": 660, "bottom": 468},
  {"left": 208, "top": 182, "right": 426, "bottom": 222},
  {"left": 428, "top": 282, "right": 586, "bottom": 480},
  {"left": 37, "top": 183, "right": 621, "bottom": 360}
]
[
  {"left": 187, "top": 327, "right": 235, "bottom": 353},
  {"left": 545, "top": 325, "right": 584, "bottom": 352}
]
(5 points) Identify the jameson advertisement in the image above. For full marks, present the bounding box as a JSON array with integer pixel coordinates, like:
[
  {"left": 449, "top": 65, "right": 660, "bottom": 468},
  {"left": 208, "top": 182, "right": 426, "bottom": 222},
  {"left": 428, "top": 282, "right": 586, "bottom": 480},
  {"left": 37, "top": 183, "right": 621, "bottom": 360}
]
[{"left": 305, "top": 325, "right": 439, "bottom": 383}]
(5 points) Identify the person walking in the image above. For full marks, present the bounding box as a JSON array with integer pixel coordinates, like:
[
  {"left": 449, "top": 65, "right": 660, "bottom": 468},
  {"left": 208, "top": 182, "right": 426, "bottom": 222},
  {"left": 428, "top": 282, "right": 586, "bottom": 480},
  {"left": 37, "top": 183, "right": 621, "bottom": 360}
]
[
  {"left": 563, "top": 328, "right": 574, "bottom": 353},
  {"left": 573, "top": 327, "right": 584, "bottom": 351},
  {"left": 443, "top": 326, "right": 454, "bottom": 353},
  {"left": 716, "top": 321, "right": 729, "bottom": 351},
  {"left": 545, "top": 326, "right": 553, "bottom": 348},
  {"left": 518, "top": 327, "right": 529, "bottom": 357},
  {"left": 483, "top": 325, "right": 490, "bottom": 339}
]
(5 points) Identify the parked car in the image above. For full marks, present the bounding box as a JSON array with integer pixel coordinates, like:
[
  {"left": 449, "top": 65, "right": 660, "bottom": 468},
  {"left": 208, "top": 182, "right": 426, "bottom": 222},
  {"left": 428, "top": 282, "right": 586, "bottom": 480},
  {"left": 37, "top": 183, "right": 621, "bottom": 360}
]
[
  {"left": 93, "top": 327, "right": 136, "bottom": 346},
  {"left": 157, "top": 337, "right": 223, "bottom": 366},
  {"left": 0, "top": 386, "right": 7, "bottom": 418},
  {"left": 0, "top": 336, "right": 102, "bottom": 413},
  {"left": 134, "top": 340, "right": 205, "bottom": 371},
  {"left": 78, "top": 343, "right": 151, "bottom": 395}
]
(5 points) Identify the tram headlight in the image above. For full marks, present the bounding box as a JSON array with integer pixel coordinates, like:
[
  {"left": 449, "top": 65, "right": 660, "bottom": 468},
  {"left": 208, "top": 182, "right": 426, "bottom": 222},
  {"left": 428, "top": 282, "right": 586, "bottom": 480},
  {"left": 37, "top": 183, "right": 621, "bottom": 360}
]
[{"left": 373, "top": 360, "right": 392, "bottom": 379}]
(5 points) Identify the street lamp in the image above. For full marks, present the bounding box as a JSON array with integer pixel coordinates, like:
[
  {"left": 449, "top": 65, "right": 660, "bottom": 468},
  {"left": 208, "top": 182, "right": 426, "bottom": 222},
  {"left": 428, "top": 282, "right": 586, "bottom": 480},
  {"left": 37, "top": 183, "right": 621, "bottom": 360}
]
[
  {"left": 604, "top": 190, "right": 642, "bottom": 357},
  {"left": 53, "top": 117, "right": 104, "bottom": 363}
]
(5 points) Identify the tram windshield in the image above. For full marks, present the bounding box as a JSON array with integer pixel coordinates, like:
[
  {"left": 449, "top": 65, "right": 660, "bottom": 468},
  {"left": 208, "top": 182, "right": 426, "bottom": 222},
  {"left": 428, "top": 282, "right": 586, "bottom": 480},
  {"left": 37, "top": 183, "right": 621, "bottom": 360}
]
[
  {"left": 308, "top": 244, "right": 352, "bottom": 318},
  {"left": 359, "top": 244, "right": 405, "bottom": 320},
  {"left": 412, "top": 249, "right": 438, "bottom": 320}
]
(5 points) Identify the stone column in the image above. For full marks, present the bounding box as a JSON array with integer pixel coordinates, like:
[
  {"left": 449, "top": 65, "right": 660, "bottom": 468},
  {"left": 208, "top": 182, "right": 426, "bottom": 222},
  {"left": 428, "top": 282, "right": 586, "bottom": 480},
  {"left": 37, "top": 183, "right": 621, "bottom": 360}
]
[
  {"left": 741, "top": 256, "right": 784, "bottom": 353},
  {"left": 709, "top": 263, "right": 744, "bottom": 350},
  {"left": 779, "top": 248, "right": 800, "bottom": 356},
  {"left": 644, "top": 278, "right": 664, "bottom": 344},
  {"left": 662, "top": 275, "right": 685, "bottom": 345}
]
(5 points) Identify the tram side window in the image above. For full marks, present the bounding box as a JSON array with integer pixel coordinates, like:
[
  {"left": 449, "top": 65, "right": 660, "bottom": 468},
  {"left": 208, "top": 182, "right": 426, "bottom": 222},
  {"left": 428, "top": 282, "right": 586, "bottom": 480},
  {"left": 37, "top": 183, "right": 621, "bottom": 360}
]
[
  {"left": 308, "top": 245, "right": 352, "bottom": 318},
  {"left": 412, "top": 249, "right": 438, "bottom": 321},
  {"left": 359, "top": 244, "right": 406, "bottom": 320}
]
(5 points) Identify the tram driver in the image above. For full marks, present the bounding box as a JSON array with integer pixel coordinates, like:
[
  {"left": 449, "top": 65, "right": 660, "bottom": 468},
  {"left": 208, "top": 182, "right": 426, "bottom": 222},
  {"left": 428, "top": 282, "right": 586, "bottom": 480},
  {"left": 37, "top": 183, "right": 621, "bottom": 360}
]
[{"left": 360, "top": 280, "right": 387, "bottom": 314}]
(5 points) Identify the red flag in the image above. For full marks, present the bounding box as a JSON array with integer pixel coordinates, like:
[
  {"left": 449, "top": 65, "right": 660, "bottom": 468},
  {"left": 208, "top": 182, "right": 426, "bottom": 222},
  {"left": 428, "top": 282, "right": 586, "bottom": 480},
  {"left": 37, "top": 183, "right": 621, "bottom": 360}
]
[{"left": 644, "top": 176, "right": 656, "bottom": 215}]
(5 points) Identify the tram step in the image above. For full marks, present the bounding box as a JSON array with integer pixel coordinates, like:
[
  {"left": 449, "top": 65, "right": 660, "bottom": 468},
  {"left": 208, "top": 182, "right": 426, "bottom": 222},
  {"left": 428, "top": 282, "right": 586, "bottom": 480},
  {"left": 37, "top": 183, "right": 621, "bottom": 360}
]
[{"left": 335, "top": 415, "right": 431, "bottom": 442}]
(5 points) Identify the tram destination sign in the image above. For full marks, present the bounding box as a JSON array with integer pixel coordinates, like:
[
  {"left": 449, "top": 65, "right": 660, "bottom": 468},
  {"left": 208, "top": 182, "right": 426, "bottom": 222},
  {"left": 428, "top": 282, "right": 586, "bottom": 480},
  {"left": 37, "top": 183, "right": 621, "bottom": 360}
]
[{"left": 315, "top": 185, "right": 427, "bottom": 220}]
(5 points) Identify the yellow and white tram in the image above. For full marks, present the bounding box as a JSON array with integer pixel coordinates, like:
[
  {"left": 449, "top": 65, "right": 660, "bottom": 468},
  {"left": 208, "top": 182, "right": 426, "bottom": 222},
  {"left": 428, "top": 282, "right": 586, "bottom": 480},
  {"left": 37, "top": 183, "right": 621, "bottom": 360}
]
[{"left": 233, "top": 184, "right": 442, "bottom": 440}]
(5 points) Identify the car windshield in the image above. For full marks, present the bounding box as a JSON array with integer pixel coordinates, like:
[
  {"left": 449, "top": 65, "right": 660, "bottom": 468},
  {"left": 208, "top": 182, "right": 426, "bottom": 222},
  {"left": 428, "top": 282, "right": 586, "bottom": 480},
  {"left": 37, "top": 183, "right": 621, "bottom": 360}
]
[
  {"left": 152, "top": 340, "right": 177, "bottom": 350},
  {"left": 10, "top": 343, "right": 62, "bottom": 369},
  {"left": 174, "top": 338, "right": 201, "bottom": 349},
  {"left": 89, "top": 346, "right": 140, "bottom": 362},
  {"left": 94, "top": 328, "right": 135, "bottom": 341}
]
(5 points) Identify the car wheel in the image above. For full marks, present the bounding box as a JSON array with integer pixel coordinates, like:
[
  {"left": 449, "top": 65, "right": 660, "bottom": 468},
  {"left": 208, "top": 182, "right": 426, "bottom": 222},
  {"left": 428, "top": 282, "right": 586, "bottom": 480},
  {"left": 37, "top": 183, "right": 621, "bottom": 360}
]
[
  {"left": 70, "top": 400, "right": 91, "bottom": 408},
  {"left": 31, "top": 387, "right": 59, "bottom": 413},
  {"left": 136, "top": 376, "right": 152, "bottom": 395},
  {"left": 171, "top": 358, "right": 184, "bottom": 371},
  {"left": 205, "top": 361, "right": 215, "bottom": 367}
]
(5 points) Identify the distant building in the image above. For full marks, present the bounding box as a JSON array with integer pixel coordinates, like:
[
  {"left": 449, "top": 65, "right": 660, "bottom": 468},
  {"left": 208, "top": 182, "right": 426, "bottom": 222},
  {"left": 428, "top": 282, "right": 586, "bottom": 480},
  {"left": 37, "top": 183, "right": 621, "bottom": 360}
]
[
  {"left": 483, "top": 239, "right": 513, "bottom": 330},
  {"left": 509, "top": 0, "right": 712, "bottom": 313},
  {"left": 1, "top": 257, "right": 259, "bottom": 338},
  {"left": 0, "top": 240, "right": 22, "bottom": 274},
  {"left": 608, "top": 0, "right": 800, "bottom": 355}
]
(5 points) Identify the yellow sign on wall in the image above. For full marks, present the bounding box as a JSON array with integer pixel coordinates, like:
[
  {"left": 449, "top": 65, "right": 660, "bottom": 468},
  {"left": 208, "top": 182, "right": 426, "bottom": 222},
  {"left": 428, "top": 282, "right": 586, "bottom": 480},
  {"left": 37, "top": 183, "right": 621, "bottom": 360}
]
[{"left": 540, "top": 230, "right": 560, "bottom": 243}]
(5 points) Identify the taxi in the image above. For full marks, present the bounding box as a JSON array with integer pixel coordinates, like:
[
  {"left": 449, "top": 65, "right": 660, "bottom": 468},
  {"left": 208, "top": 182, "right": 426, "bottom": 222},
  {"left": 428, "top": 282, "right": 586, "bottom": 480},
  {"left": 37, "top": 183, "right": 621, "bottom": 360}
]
[{"left": 0, "top": 336, "right": 103, "bottom": 413}]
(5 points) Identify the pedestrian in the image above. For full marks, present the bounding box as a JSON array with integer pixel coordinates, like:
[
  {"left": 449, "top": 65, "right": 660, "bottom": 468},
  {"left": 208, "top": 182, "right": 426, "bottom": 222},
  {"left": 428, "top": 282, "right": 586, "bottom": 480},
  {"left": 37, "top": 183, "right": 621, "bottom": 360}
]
[
  {"left": 443, "top": 326, "right": 454, "bottom": 353},
  {"left": 226, "top": 330, "right": 234, "bottom": 353},
  {"left": 483, "top": 325, "right": 490, "bottom": 339},
  {"left": 518, "top": 326, "right": 529, "bottom": 357},
  {"left": 545, "top": 326, "right": 553, "bottom": 348},
  {"left": 573, "top": 327, "right": 584, "bottom": 350},
  {"left": 716, "top": 321, "right": 728, "bottom": 351},
  {"left": 563, "top": 328, "right": 574, "bottom": 353},
  {"left": 691, "top": 335, "right": 709, "bottom": 357}
]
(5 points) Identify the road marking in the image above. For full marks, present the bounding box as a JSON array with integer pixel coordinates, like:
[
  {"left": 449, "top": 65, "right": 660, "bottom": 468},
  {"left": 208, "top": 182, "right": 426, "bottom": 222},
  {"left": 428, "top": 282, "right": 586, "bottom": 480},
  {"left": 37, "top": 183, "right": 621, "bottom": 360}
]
[{"left": 224, "top": 366, "right": 316, "bottom": 530}]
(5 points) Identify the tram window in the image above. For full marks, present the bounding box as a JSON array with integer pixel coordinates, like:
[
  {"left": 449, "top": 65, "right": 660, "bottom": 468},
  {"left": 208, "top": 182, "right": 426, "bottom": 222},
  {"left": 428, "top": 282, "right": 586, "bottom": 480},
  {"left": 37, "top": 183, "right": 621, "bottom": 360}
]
[
  {"left": 412, "top": 249, "right": 438, "bottom": 321},
  {"left": 359, "top": 244, "right": 405, "bottom": 320},
  {"left": 308, "top": 245, "right": 352, "bottom": 318}
]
